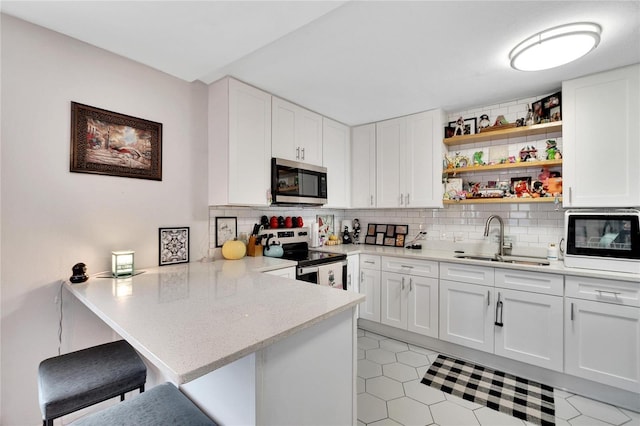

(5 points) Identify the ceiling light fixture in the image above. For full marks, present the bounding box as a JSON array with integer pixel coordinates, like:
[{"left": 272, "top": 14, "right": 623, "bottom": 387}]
[{"left": 509, "top": 22, "right": 601, "bottom": 71}]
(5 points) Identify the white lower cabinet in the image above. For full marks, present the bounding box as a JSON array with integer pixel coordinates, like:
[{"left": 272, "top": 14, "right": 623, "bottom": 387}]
[
  {"left": 346, "top": 254, "right": 359, "bottom": 293},
  {"left": 439, "top": 279, "right": 495, "bottom": 352},
  {"left": 494, "top": 269, "right": 564, "bottom": 372},
  {"left": 565, "top": 276, "right": 640, "bottom": 392},
  {"left": 359, "top": 255, "right": 381, "bottom": 322},
  {"left": 265, "top": 267, "right": 296, "bottom": 280},
  {"left": 494, "top": 288, "right": 563, "bottom": 372},
  {"left": 439, "top": 263, "right": 564, "bottom": 371},
  {"left": 380, "top": 257, "right": 438, "bottom": 338}
]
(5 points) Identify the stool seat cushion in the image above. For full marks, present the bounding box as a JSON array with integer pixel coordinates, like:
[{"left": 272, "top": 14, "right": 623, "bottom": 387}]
[
  {"left": 71, "top": 382, "right": 217, "bottom": 425},
  {"left": 38, "top": 340, "right": 146, "bottom": 420}
]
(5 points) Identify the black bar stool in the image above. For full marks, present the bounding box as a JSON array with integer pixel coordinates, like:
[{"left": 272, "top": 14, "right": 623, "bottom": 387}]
[{"left": 38, "top": 340, "right": 147, "bottom": 426}]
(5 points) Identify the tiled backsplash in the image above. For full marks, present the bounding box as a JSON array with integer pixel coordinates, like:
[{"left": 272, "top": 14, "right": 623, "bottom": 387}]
[{"left": 209, "top": 92, "right": 565, "bottom": 258}]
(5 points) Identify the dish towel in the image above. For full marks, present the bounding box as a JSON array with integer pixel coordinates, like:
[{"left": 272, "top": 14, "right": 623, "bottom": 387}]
[{"left": 317, "top": 263, "right": 343, "bottom": 289}]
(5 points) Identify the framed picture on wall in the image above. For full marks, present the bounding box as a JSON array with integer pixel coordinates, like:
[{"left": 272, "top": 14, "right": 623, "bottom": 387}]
[
  {"left": 159, "top": 227, "right": 189, "bottom": 266},
  {"left": 70, "top": 102, "right": 162, "bottom": 180},
  {"left": 215, "top": 217, "right": 237, "bottom": 247}
]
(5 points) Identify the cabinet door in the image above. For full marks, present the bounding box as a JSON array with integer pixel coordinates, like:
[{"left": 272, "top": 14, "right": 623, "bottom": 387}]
[
  {"left": 298, "top": 107, "right": 323, "bottom": 165},
  {"left": 209, "top": 78, "right": 272, "bottom": 206},
  {"left": 271, "top": 97, "right": 297, "bottom": 161},
  {"left": 376, "top": 117, "right": 405, "bottom": 207},
  {"left": 494, "top": 289, "right": 563, "bottom": 371},
  {"left": 562, "top": 64, "right": 640, "bottom": 207},
  {"left": 381, "top": 272, "right": 407, "bottom": 329},
  {"left": 439, "top": 280, "right": 494, "bottom": 352},
  {"left": 407, "top": 275, "right": 438, "bottom": 338},
  {"left": 351, "top": 124, "right": 376, "bottom": 208},
  {"left": 323, "top": 118, "right": 350, "bottom": 208},
  {"left": 271, "top": 97, "right": 322, "bottom": 165},
  {"left": 565, "top": 298, "right": 640, "bottom": 392},
  {"left": 405, "top": 110, "right": 443, "bottom": 208},
  {"left": 346, "top": 254, "right": 359, "bottom": 293},
  {"left": 359, "top": 268, "right": 381, "bottom": 322},
  {"left": 265, "top": 267, "right": 296, "bottom": 280}
]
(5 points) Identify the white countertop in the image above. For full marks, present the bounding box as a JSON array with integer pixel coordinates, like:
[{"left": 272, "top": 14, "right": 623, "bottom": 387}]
[
  {"left": 315, "top": 243, "right": 640, "bottom": 283},
  {"left": 65, "top": 260, "right": 364, "bottom": 384}
]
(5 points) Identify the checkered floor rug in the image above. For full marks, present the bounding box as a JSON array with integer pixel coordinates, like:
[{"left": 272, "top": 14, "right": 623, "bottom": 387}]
[{"left": 421, "top": 355, "right": 555, "bottom": 426}]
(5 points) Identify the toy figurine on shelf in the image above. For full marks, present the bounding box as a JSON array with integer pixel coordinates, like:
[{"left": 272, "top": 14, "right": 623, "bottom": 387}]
[
  {"left": 478, "top": 114, "right": 491, "bottom": 130},
  {"left": 473, "top": 151, "right": 484, "bottom": 166},
  {"left": 514, "top": 180, "right": 531, "bottom": 197},
  {"left": 546, "top": 140, "right": 562, "bottom": 160},
  {"left": 525, "top": 107, "right": 534, "bottom": 126},
  {"left": 519, "top": 146, "right": 538, "bottom": 162}
]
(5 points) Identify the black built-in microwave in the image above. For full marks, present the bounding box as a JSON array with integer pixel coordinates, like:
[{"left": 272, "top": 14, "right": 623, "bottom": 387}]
[{"left": 271, "top": 158, "right": 327, "bottom": 205}]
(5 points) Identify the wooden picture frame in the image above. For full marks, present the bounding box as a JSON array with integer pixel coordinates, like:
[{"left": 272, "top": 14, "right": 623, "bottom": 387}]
[
  {"left": 159, "top": 227, "right": 190, "bottom": 266},
  {"left": 215, "top": 217, "right": 237, "bottom": 247},
  {"left": 70, "top": 102, "right": 162, "bottom": 180}
]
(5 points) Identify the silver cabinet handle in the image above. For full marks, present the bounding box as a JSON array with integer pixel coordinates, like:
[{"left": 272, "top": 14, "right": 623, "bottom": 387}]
[
  {"left": 406, "top": 193, "right": 410, "bottom": 206},
  {"left": 401, "top": 276, "right": 405, "bottom": 290},
  {"left": 409, "top": 278, "right": 413, "bottom": 292},
  {"left": 296, "top": 147, "right": 300, "bottom": 159},
  {"left": 596, "top": 289, "right": 622, "bottom": 297},
  {"left": 301, "top": 147, "right": 305, "bottom": 160},
  {"left": 370, "top": 195, "right": 374, "bottom": 206},
  {"left": 570, "top": 302, "right": 574, "bottom": 321},
  {"left": 360, "top": 271, "right": 364, "bottom": 283},
  {"left": 400, "top": 194, "right": 404, "bottom": 205},
  {"left": 364, "top": 260, "right": 375, "bottom": 264},
  {"left": 487, "top": 290, "right": 491, "bottom": 306},
  {"left": 401, "top": 265, "right": 414, "bottom": 269},
  {"left": 568, "top": 187, "right": 572, "bottom": 204}
]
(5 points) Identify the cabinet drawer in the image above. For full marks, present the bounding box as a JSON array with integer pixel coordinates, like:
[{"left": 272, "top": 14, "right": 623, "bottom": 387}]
[
  {"left": 495, "top": 269, "right": 563, "bottom": 296},
  {"left": 440, "top": 262, "right": 494, "bottom": 286},
  {"left": 566, "top": 276, "right": 640, "bottom": 307},
  {"left": 360, "top": 254, "right": 381, "bottom": 270},
  {"left": 381, "top": 256, "right": 438, "bottom": 278}
]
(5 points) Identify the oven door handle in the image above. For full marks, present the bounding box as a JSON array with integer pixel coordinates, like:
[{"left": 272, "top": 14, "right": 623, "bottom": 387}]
[{"left": 298, "top": 260, "right": 348, "bottom": 276}]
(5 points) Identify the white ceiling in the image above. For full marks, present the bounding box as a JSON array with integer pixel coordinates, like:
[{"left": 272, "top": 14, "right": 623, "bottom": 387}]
[{"left": 2, "top": 1, "right": 639, "bottom": 125}]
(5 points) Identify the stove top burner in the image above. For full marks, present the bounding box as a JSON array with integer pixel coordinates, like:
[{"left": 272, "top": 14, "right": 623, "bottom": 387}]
[{"left": 258, "top": 227, "right": 347, "bottom": 266}]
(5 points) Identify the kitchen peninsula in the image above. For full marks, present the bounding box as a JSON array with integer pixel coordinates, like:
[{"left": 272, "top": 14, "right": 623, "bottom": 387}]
[{"left": 65, "top": 260, "right": 364, "bottom": 425}]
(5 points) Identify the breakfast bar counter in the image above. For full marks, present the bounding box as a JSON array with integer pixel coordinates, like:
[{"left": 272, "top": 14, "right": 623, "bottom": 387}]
[{"left": 65, "top": 261, "right": 364, "bottom": 425}]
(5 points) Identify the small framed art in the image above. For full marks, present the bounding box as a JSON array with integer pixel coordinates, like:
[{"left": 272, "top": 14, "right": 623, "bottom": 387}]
[
  {"left": 159, "top": 227, "right": 189, "bottom": 266},
  {"left": 448, "top": 117, "right": 477, "bottom": 136},
  {"left": 215, "top": 217, "right": 237, "bottom": 247}
]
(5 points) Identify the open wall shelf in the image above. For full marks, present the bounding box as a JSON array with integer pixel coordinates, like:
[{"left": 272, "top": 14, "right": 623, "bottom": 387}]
[{"left": 443, "top": 121, "right": 562, "bottom": 146}]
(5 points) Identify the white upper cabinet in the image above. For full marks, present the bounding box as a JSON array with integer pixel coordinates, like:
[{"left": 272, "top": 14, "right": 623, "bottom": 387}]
[
  {"left": 351, "top": 124, "right": 376, "bottom": 208},
  {"left": 405, "top": 110, "right": 444, "bottom": 208},
  {"left": 208, "top": 77, "right": 272, "bottom": 206},
  {"left": 322, "top": 118, "right": 351, "bottom": 208},
  {"left": 376, "top": 110, "right": 444, "bottom": 208},
  {"left": 562, "top": 64, "right": 640, "bottom": 207},
  {"left": 272, "top": 97, "right": 323, "bottom": 166}
]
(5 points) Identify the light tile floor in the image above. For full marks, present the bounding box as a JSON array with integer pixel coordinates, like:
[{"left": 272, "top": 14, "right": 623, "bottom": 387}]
[{"left": 357, "top": 329, "right": 640, "bottom": 426}]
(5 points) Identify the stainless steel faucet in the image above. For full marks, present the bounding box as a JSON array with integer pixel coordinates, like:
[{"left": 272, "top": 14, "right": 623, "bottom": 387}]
[{"left": 484, "top": 214, "right": 512, "bottom": 258}]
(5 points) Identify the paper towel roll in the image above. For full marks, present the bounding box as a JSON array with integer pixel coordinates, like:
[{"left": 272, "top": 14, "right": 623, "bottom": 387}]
[{"left": 310, "top": 222, "right": 320, "bottom": 247}]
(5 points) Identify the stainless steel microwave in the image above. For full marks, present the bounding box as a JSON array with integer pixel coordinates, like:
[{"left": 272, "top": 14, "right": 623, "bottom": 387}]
[
  {"left": 564, "top": 209, "right": 640, "bottom": 274},
  {"left": 271, "top": 158, "right": 327, "bottom": 206}
]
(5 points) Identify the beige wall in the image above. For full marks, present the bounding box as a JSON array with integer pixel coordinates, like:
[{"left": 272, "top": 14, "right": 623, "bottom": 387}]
[{"left": 1, "top": 14, "right": 209, "bottom": 423}]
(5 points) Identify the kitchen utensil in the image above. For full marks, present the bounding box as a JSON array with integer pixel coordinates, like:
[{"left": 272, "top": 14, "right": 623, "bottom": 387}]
[{"left": 264, "top": 243, "right": 283, "bottom": 258}]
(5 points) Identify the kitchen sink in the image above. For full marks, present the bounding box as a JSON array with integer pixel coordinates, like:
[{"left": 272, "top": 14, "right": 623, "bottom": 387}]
[{"left": 454, "top": 254, "right": 550, "bottom": 266}]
